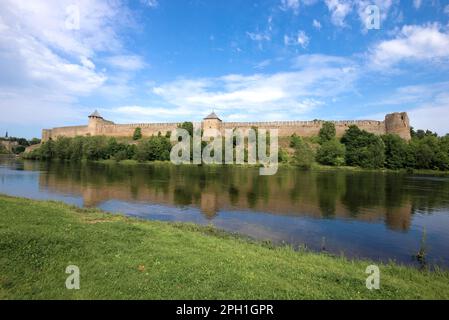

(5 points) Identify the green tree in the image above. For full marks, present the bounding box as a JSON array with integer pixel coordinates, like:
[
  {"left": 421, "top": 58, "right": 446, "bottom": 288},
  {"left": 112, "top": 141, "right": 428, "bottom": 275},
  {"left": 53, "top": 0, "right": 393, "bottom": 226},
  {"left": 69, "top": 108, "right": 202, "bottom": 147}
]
[
  {"left": 126, "top": 144, "right": 137, "bottom": 159},
  {"left": 133, "top": 127, "right": 142, "bottom": 140},
  {"left": 290, "top": 134, "right": 302, "bottom": 148},
  {"left": 83, "top": 136, "right": 109, "bottom": 160},
  {"left": 382, "top": 134, "right": 408, "bottom": 169},
  {"left": 316, "top": 139, "right": 346, "bottom": 166},
  {"left": 30, "top": 138, "right": 41, "bottom": 145},
  {"left": 54, "top": 136, "right": 72, "bottom": 160},
  {"left": 178, "top": 122, "right": 194, "bottom": 137},
  {"left": 135, "top": 136, "right": 171, "bottom": 162},
  {"left": 341, "top": 125, "right": 385, "bottom": 169},
  {"left": 113, "top": 150, "right": 128, "bottom": 162},
  {"left": 39, "top": 139, "right": 55, "bottom": 160},
  {"left": 69, "top": 136, "right": 85, "bottom": 161},
  {"left": 278, "top": 148, "right": 289, "bottom": 163},
  {"left": 291, "top": 136, "right": 315, "bottom": 169},
  {"left": 409, "top": 135, "right": 449, "bottom": 170},
  {"left": 319, "top": 122, "right": 336, "bottom": 144}
]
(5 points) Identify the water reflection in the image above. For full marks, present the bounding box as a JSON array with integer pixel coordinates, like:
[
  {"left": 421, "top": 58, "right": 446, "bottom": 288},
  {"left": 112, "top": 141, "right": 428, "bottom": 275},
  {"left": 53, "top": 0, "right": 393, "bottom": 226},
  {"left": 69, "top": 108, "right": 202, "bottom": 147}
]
[
  {"left": 16, "top": 160, "right": 449, "bottom": 229},
  {"left": 1, "top": 156, "right": 449, "bottom": 267}
]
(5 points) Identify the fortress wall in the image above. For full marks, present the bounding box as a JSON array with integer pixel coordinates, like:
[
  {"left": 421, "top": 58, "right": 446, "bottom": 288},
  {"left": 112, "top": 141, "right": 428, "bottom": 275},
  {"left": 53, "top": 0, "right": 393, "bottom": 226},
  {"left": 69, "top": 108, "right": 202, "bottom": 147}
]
[
  {"left": 46, "top": 125, "right": 90, "bottom": 140},
  {"left": 41, "top": 112, "right": 410, "bottom": 141},
  {"left": 96, "top": 123, "right": 180, "bottom": 137},
  {"left": 223, "top": 120, "right": 386, "bottom": 137}
]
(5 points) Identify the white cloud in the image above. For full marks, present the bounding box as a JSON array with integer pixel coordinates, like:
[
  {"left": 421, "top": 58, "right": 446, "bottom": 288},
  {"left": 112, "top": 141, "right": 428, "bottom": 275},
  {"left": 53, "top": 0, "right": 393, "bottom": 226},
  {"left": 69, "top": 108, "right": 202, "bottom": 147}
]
[
  {"left": 313, "top": 19, "right": 322, "bottom": 30},
  {"left": 141, "top": 0, "right": 159, "bottom": 8},
  {"left": 279, "top": 0, "right": 318, "bottom": 14},
  {"left": 408, "top": 94, "right": 449, "bottom": 135},
  {"left": 80, "top": 56, "right": 95, "bottom": 70},
  {"left": 280, "top": 0, "right": 300, "bottom": 14},
  {"left": 355, "top": 0, "right": 396, "bottom": 31},
  {"left": 0, "top": 0, "right": 138, "bottom": 132},
  {"left": 140, "top": 54, "right": 358, "bottom": 121},
  {"left": 324, "top": 0, "right": 397, "bottom": 30},
  {"left": 325, "top": 0, "right": 352, "bottom": 27},
  {"left": 363, "top": 82, "right": 449, "bottom": 135},
  {"left": 254, "top": 59, "right": 272, "bottom": 69},
  {"left": 369, "top": 23, "right": 449, "bottom": 68},
  {"left": 284, "top": 30, "right": 310, "bottom": 48},
  {"left": 246, "top": 31, "right": 271, "bottom": 42},
  {"left": 106, "top": 55, "right": 146, "bottom": 71}
]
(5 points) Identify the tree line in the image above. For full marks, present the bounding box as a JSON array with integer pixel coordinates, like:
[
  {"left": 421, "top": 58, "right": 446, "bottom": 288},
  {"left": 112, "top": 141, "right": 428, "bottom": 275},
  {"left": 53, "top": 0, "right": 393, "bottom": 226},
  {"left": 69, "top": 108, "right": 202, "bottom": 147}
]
[
  {"left": 0, "top": 137, "right": 41, "bottom": 154},
  {"left": 23, "top": 131, "right": 172, "bottom": 162},
  {"left": 23, "top": 122, "right": 449, "bottom": 172},
  {"left": 290, "top": 122, "right": 449, "bottom": 171}
]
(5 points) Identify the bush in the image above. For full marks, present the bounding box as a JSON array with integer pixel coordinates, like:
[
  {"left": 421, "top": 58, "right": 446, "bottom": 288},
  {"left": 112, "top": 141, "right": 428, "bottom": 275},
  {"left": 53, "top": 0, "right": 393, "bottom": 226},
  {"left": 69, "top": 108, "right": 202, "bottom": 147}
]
[
  {"left": 290, "top": 134, "right": 302, "bottom": 148},
  {"left": 341, "top": 125, "right": 385, "bottom": 169},
  {"left": 316, "top": 139, "right": 346, "bottom": 166},
  {"left": 278, "top": 148, "right": 289, "bottom": 163},
  {"left": 70, "top": 136, "right": 85, "bottom": 161},
  {"left": 39, "top": 140, "right": 55, "bottom": 160},
  {"left": 135, "top": 136, "right": 172, "bottom": 162},
  {"left": 54, "top": 137, "right": 72, "bottom": 160},
  {"left": 0, "top": 144, "right": 9, "bottom": 154},
  {"left": 408, "top": 135, "right": 449, "bottom": 170},
  {"left": 83, "top": 136, "right": 109, "bottom": 160},
  {"left": 319, "top": 122, "right": 336, "bottom": 144},
  {"left": 178, "top": 122, "right": 194, "bottom": 137},
  {"left": 133, "top": 127, "right": 142, "bottom": 140},
  {"left": 382, "top": 134, "right": 408, "bottom": 169},
  {"left": 113, "top": 150, "right": 129, "bottom": 162},
  {"left": 291, "top": 136, "right": 315, "bottom": 169},
  {"left": 30, "top": 138, "right": 41, "bottom": 145},
  {"left": 23, "top": 135, "right": 171, "bottom": 162}
]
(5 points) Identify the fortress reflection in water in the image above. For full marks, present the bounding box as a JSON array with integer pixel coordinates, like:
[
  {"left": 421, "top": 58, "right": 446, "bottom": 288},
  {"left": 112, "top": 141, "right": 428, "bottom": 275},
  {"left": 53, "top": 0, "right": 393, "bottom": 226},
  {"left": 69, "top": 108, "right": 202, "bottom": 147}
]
[{"left": 25, "top": 161, "right": 443, "bottom": 232}]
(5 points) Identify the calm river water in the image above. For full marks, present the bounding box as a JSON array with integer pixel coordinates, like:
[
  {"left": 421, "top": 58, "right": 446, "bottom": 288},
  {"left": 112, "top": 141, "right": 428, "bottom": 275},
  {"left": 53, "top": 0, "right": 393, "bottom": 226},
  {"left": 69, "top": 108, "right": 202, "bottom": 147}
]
[{"left": 1, "top": 156, "right": 449, "bottom": 268}]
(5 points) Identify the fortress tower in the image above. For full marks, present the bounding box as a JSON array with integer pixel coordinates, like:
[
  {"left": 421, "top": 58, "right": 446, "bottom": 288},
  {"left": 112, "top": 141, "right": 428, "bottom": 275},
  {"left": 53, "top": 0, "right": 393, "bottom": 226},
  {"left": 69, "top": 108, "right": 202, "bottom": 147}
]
[
  {"left": 202, "top": 112, "right": 222, "bottom": 137},
  {"left": 87, "top": 110, "right": 114, "bottom": 135},
  {"left": 384, "top": 112, "right": 411, "bottom": 141}
]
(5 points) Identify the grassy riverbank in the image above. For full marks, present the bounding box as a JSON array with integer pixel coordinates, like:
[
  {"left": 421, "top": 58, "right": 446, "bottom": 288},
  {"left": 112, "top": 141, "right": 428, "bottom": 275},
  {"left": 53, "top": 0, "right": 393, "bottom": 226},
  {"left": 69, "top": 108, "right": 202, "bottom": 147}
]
[{"left": 1, "top": 194, "right": 449, "bottom": 299}]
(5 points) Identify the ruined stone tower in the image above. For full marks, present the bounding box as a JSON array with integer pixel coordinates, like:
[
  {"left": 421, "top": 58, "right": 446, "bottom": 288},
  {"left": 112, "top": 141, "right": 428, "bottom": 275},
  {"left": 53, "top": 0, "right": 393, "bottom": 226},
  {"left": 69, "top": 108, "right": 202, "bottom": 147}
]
[{"left": 384, "top": 112, "right": 411, "bottom": 141}]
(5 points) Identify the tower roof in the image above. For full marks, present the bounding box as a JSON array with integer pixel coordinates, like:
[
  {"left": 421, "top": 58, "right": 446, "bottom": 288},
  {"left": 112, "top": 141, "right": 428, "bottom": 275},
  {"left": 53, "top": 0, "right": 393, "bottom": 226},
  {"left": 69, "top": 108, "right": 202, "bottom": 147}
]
[
  {"left": 204, "top": 111, "right": 221, "bottom": 121},
  {"left": 89, "top": 110, "right": 102, "bottom": 118}
]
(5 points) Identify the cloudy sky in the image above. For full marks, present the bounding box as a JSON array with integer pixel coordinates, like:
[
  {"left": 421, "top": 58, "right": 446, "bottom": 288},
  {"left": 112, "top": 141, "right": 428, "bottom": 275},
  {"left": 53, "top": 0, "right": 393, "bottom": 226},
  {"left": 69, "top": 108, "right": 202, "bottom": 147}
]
[{"left": 1, "top": 0, "right": 449, "bottom": 138}]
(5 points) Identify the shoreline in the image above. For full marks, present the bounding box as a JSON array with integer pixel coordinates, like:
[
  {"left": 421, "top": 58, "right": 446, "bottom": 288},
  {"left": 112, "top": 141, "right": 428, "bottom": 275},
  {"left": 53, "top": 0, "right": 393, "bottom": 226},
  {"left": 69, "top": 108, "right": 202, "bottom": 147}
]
[
  {"left": 15, "top": 156, "right": 449, "bottom": 176},
  {"left": 1, "top": 194, "right": 449, "bottom": 299}
]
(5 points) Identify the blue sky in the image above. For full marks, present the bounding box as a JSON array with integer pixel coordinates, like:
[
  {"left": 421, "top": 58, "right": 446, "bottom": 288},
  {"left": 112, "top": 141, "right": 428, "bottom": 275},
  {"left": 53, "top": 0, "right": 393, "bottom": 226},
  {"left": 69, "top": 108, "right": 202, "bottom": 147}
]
[{"left": 1, "top": 0, "right": 449, "bottom": 138}]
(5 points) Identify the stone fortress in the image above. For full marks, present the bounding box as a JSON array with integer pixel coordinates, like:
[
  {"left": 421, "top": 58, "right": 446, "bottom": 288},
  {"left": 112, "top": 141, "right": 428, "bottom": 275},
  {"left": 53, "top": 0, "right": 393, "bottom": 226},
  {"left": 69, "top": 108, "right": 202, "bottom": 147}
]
[{"left": 42, "top": 110, "right": 411, "bottom": 141}]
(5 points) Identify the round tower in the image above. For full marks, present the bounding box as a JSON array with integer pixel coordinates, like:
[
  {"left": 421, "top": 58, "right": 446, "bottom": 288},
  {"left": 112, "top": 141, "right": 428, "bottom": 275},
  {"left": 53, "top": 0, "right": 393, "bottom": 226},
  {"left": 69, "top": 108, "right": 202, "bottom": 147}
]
[{"left": 385, "top": 112, "right": 411, "bottom": 141}]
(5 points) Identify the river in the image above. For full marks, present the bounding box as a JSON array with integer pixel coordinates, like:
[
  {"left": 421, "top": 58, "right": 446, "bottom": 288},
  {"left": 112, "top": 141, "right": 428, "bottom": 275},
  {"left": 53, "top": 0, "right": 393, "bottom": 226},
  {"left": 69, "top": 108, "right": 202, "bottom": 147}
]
[{"left": 1, "top": 155, "right": 449, "bottom": 268}]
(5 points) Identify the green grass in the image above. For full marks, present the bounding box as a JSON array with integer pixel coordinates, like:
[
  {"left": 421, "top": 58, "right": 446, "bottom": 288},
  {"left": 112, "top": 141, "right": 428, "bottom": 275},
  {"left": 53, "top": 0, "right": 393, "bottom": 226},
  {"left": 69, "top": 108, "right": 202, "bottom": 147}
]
[{"left": 1, "top": 194, "right": 449, "bottom": 300}]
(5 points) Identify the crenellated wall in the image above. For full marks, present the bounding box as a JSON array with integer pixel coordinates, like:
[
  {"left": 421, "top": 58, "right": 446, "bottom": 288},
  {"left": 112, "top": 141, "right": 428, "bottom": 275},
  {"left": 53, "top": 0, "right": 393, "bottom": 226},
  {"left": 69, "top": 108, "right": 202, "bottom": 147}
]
[
  {"left": 222, "top": 119, "right": 387, "bottom": 137},
  {"left": 41, "top": 111, "right": 411, "bottom": 141}
]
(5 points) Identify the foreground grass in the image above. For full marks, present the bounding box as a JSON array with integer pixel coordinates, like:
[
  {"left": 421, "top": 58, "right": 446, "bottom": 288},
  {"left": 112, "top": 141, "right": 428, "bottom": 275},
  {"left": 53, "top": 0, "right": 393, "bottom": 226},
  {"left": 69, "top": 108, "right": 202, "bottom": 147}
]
[{"left": 1, "top": 195, "right": 449, "bottom": 299}]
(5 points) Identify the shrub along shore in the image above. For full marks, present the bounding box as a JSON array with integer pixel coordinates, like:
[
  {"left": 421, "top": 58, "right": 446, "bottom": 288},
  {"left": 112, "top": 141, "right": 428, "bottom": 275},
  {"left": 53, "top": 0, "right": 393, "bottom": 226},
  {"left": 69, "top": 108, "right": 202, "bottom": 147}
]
[
  {"left": 23, "top": 122, "right": 449, "bottom": 172},
  {"left": 1, "top": 194, "right": 449, "bottom": 299}
]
